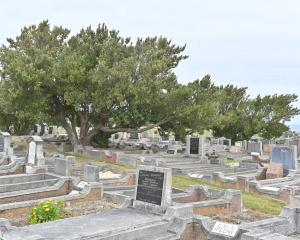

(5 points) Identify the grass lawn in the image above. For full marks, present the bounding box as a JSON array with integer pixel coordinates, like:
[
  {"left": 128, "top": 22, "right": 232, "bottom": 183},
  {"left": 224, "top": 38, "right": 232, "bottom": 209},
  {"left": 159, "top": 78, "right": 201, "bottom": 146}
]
[
  {"left": 172, "top": 175, "right": 286, "bottom": 216},
  {"left": 242, "top": 192, "right": 286, "bottom": 216},
  {"left": 64, "top": 152, "right": 136, "bottom": 173}
]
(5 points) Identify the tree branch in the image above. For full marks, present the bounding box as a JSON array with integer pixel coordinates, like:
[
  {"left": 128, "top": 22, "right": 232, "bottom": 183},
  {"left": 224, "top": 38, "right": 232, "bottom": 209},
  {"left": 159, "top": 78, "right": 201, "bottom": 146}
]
[{"left": 98, "top": 116, "right": 174, "bottom": 133}]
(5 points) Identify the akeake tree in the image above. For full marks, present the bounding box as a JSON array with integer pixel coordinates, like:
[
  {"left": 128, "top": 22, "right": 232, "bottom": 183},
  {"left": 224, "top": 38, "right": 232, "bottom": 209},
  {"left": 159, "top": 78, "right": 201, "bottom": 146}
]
[
  {"left": 0, "top": 21, "right": 197, "bottom": 148},
  {"left": 0, "top": 21, "right": 299, "bottom": 147}
]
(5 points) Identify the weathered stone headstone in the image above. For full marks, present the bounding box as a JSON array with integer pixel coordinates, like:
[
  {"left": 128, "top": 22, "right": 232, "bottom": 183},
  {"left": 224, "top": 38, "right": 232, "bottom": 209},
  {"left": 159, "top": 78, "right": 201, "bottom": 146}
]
[
  {"left": 266, "top": 163, "right": 284, "bottom": 179},
  {"left": 247, "top": 141, "right": 263, "bottom": 155},
  {"left": 271, "top": 146, "right": 297, "bottom": 174},
  {"left": 54, "top": 157, "right": 73, "bottom": 176},
  {"left": 34, "top": 124, "right": 41, "bottom": 136},
  {"left": 0, "top": 132, "right": 11, "bottom": 155},
  {"left": 84, "top": 164, "right": 100, "bottom": 182},
  {"left": 27, "top": 141, "right": 36, "bottom": 165},
  {"left": 26, "top": 136, "right": 45, "bottom": 166},
  {"left": 242, "top": 140, "right": 248, "bottom": 150},
  {"left": 211, "top": 221, "right": 239, "bottom": 238},
  {"left": 134, "top": 165, "right": 172, "bottom": 213}
]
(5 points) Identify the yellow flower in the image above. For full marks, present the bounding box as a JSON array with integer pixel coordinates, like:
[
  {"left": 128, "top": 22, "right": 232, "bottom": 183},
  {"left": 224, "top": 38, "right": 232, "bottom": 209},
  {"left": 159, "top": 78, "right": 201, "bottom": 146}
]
[{"left": 45, "top": 208, "right": 50, "bottom": 212}]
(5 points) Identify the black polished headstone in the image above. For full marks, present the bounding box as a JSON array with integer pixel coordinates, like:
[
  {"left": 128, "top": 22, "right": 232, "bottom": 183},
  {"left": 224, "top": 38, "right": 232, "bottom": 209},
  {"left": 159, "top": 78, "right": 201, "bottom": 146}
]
[
  {"left": 190, "top": 137, "right": 199, "bottom": 154},
  {"left": 136, "top": 170, "right": 164, "bottom": 206},
  {"left": 49, "top": 126, "right": 53, "bottom": 134}
]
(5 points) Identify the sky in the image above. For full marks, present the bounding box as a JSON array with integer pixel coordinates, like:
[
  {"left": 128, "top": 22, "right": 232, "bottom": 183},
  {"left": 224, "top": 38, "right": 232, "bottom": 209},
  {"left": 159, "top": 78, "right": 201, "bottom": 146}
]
[{"left": 0, "top": 0, "right": 300, "bottom": 125}]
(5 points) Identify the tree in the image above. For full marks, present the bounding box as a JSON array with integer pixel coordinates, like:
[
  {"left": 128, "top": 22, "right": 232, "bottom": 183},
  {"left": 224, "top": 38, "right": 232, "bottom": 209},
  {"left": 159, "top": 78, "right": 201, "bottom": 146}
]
[
  {"left": 0, "top": 21, "right": 194, "bottom": 148},
  {"left": 211, "top": 84, "right": 300, "bottom": 142},
  {"left": 0, "top": 21, "right": 299, "bottom": 146}
]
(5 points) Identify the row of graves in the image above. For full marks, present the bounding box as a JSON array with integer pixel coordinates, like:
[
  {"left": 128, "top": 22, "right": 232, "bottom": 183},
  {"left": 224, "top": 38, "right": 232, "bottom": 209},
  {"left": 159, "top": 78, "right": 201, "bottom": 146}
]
[
  {"left": 4, "top": 161, "right": 300, "bottom": 239},
  {"left": 0, "top": 133, "right": 300, "bottom": 238},
  {"left": 0, "top": 133, "right": 115, "bottom": 227}
]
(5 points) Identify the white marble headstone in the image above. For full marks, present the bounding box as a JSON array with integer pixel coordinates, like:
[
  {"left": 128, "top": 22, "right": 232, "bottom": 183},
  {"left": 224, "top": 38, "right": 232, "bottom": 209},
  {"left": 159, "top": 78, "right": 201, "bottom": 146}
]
[{"left": 28, "top": 141, "right": 36, "bottom": 165}]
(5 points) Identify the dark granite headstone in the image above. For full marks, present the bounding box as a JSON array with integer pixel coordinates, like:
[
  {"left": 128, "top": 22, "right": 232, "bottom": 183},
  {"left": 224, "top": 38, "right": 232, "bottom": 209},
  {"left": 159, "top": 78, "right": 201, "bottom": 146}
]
[
  {"left": 223, "top": 139, "right": 230, "bottom": 146},
  {"left": 190, "top": 137, "right": 199, "bottom": 155},
  {"left": 136, "top": 170, "right": 164, "bottom": 206}
]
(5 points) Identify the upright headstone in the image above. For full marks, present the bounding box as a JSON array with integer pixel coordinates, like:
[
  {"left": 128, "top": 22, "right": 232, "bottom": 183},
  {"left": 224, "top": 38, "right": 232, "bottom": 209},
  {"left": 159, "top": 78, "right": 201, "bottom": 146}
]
[
  {"left": 242, "top": 140, "right": 248, "bottom": 150},
  {"left": 0, "top": 132, "right": 11, "bottom": 155},
  {"left": 223, "top": 138, "right": 231, "bottom": 147},
  {"left": 34, "top": 124, "right": 41, "bottom": 136},
  {"left": 27, "top": 141, "right": 36, "bottom": 165},
  {"left": 271, "top": 146, "right": 297, "bottom": 174},
  {"left": 26, "top": 136, "right": 45, "bottom": 166},
  {"left": 134, "top": 165, "right": 172, "bottom": 213},
  {"left": 54, "top": 157, "right": 73, "bottom": 176},
  {"left": 186, "top": 135, "right": 205, "bottom": 157},
  {"left": 48, "top": 126, "right": 53, "bottom": 135},
  {"left": 247, "top": 141, "right": 263, "bottom": 155},
  {"left": 40, "top": 123, "right": 48, "bottom": 136},
  {"left": 84, "top": 164, "right": 100, "bottom": 182},
  {"left": 266, "top": 163, "right": 284, "bottom": 179}
]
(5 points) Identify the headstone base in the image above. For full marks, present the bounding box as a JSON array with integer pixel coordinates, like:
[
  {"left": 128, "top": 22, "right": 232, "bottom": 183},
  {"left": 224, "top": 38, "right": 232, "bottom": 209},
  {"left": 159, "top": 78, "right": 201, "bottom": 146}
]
[{"left": 25, "top": 165, "right": 48, "bottom": 174}]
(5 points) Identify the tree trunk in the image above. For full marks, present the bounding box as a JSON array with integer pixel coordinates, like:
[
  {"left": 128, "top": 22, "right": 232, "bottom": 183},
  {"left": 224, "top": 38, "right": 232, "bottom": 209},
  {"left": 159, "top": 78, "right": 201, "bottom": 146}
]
[
  {"left": 62, "top": 117, "right": 80, "bottom": 151},
  {"left": 79, "top": 128, "right": 100, "bottom": 146}
]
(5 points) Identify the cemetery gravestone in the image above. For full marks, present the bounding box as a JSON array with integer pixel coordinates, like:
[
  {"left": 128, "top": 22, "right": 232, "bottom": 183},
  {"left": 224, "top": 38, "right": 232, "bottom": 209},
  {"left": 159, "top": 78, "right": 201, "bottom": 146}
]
[
  {"left": 211, "top": 221, "right": 239, "bottom": 238},
  {"left": 247, "top": 141, "right": 263, "bottom": 155},
  {"left": 48, "top": 126, "right": 53, "bottom": 135},
  {"left": 26, "top": 136, "right": 45, "bottom": 166},
  {"left": 186, "top": 135, "right": 205, "bottom": 157},
  {"left": 0, "top": 135, "right": 4, "bottom": 152},
  {"left": 0, "top": 132, "right": 11, "bottom": 155},
  {"left": 266, "top": 163, "right": 284, "bottom": 179},
  {"left": 54, "top": 157, "right": 73, "bottom": 176},
  {"left": 27, "top": 141, "right": 36, "bottom": 165},
  {"left": 134, "top": 165, "right": 172, "bottom": 213},
  {"left": 34, "top": 124, "right": 41, "bottom": 136},
  {"left": 271, "top": 146, "right": 297, "bottom": 174},
  {"left": 84, "top": 164, "right": 100, "bottom": 182},
  {"left": 136, "top": 170, "right": 164, "bottom": 205},
  {"left": 190, "top": 138, "right": 199, "bottom": 154}
]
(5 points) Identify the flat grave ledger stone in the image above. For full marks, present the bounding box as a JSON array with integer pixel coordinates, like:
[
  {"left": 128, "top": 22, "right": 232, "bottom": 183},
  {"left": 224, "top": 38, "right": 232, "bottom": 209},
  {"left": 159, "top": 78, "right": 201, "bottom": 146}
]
[
  {"left": 136, "top": 170, "right": 164, "bottom": 205},
  {"left": 211, "top": 221, "right": 239, "bottom": 238}
]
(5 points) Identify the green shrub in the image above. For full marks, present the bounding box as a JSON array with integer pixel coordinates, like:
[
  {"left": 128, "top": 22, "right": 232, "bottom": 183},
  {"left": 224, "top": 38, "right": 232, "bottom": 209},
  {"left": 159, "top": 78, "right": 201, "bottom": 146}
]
[{"left": 30, "top": 200, "right": 64, "bottom": 224}]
